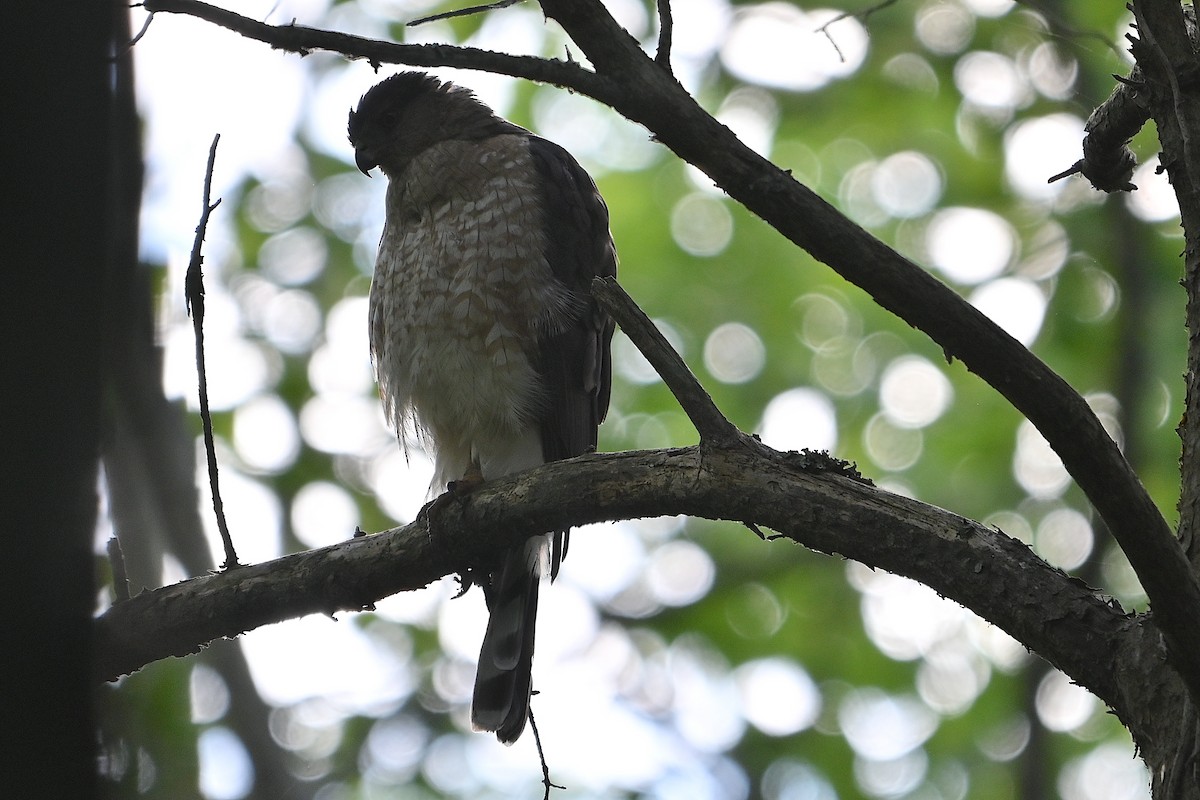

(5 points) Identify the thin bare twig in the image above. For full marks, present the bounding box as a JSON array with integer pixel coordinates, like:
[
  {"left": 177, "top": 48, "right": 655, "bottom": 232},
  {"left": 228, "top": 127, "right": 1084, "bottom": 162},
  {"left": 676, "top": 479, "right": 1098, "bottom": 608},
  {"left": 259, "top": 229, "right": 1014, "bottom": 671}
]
[
  {"left": 814, "top": 0, "right": 901, "bottom": 32},
  {"left": 123, "top": 9, "right": 155, "bottom": 52},
  {"left": 527, "top": 702, "right": 564, "bottom": 799},
  {"left": 1013, "top": 0, "right": 1123, "bottom": 58},
  {"left": 816, "top": 0, "right": 901, "bottom": 60},
  {"left": 186, "top": 134, "right": 240, "bottom": 571},
  {"left": 408, "top": 0, "right": 523, "bottom": 27}
]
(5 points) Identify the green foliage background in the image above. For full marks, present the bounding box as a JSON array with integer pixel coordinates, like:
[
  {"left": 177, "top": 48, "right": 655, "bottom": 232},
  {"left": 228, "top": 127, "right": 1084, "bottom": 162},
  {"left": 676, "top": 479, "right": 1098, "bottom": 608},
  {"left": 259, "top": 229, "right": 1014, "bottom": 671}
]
[{"left": 101, "top": 1, "right": 1184, "bottom": 798}]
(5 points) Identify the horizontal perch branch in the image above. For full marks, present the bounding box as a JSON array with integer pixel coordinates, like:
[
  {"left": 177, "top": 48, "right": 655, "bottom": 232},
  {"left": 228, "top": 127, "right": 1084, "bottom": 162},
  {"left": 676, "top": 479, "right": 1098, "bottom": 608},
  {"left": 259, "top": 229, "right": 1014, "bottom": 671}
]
[{"left": 95, "top": 443, "right": 1172, "bottom": 749}]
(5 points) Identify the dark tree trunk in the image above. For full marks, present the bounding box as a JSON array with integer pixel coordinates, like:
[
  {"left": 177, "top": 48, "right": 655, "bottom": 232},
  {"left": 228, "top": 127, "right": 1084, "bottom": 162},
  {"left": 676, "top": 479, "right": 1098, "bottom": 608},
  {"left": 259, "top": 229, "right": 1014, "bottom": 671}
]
[
  {"left": 1128, "top": 2, "right": 1200, "bottom": 796},
  {"left": 1, "top": 0, "right": 115, "bottom": 797}
]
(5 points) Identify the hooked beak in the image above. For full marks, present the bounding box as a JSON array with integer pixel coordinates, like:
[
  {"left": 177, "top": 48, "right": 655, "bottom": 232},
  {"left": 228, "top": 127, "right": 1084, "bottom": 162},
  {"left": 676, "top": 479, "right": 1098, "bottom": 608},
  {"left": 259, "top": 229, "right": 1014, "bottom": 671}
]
[{"left": 354, "top": 148, "right": 378, "bottom": 176}]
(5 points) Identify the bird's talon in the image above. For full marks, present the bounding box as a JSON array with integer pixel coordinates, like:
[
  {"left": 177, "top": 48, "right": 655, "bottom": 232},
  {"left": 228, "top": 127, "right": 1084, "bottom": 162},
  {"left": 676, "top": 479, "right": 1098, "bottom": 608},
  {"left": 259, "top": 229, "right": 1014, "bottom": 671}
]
[{"left": 448, "top": 462, "right": 485, "bottom": 494}]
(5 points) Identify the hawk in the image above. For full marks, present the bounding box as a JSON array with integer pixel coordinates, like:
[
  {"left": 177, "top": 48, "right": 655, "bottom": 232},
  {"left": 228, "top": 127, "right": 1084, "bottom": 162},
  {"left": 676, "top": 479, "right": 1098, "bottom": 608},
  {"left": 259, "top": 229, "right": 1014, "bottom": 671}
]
[{"left": 348, "top": 72, "right": 616, "bottom": 744}]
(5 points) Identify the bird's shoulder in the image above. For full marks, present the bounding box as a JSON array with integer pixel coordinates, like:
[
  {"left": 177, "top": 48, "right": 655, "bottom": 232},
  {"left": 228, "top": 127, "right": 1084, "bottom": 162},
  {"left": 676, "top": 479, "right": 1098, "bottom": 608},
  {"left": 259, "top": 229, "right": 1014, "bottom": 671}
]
[{"left": 525, "top": 136, "right": 616, "bottom": 289}]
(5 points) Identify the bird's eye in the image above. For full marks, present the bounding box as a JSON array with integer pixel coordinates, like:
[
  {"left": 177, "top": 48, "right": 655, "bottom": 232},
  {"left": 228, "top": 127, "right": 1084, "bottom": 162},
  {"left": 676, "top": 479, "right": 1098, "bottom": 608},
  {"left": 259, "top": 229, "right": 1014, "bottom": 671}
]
[{"left": 380, "top": 110, "right": 400, "bottom": 127}]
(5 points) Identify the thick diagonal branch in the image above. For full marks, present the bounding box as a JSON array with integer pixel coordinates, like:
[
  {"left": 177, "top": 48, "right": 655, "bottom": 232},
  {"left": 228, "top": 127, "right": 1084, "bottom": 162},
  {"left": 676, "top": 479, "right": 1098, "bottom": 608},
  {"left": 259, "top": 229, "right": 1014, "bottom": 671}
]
[{"left": 537, "top": 0, "right": 1200, "bottom": 700}]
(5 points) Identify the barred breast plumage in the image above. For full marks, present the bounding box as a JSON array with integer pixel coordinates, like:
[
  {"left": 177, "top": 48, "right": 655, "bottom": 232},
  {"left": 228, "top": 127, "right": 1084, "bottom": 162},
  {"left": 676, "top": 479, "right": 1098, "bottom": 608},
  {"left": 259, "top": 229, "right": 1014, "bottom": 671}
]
[{"left": 369, "top": 134, "right": 573, "bottom": 490}]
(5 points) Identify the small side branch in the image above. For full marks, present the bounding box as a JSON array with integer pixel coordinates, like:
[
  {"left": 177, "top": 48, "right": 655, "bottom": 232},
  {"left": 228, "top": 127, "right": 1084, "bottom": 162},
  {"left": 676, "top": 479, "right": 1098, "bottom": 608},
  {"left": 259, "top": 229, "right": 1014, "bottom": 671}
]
[
  {"left": 408, "top": 0, "right": 523, "bottom": 27},
  {"left": 1048, "top": 67, "right": 1147, "bottom": 192},
  {"left": 591, "top": 277, "right": 739, "bottom": 445},
  {"left": 124, "top": 9, "right": 155, "bottom": 51},
  {"left": 186, "top": 134, "right": 240, "bottom": 570},
  {"left": 141, "top": 0, "right": 610, "bottom": 100},
  {"left": 654, "top": 0, "right": 673, "bottom": 74}
]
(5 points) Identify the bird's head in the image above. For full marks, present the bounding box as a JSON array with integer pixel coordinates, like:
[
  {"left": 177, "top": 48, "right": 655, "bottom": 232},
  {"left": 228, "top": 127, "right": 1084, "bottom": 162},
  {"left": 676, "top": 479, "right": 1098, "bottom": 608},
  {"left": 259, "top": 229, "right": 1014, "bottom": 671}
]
[{"left": 347, "top": 72, "right": 509, "bottom": 178}]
